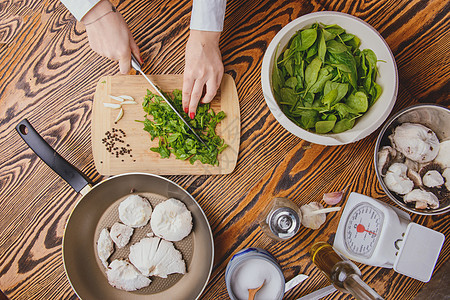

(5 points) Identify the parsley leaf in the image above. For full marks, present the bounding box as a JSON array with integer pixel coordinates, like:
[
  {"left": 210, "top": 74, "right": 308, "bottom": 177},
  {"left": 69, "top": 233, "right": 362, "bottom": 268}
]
[{"left": 138, "top": 89, "right": 227, "bottom": 166}]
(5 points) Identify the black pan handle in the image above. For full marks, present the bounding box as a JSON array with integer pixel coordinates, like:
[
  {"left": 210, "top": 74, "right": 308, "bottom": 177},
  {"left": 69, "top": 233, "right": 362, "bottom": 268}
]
[{"left": 16, "top": 119, "right": 91, "bottom": 193}]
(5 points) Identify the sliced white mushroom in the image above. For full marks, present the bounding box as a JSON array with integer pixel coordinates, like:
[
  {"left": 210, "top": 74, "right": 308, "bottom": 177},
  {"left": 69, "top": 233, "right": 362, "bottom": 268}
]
[
  {"left": 150, "top": 198, "right": 192, "bottom": 242},
  {"left": 110, "top": 222, "right": 134, "bottom": 248},
  {"left": 384, "top": 163, "right": 414, "bottom": 194},
  {"left": 423, "top": 170, "right": 444, "bottom": 188},
  {"left": 434, "top": 140, "right": 450, "bottom": 169},
  {"left": 389, "top": 123, "right": 439, "bottom": 163},
  {"left": 404, "top": 158, "right": 419, "bottom": 173},
  {"left": 103, "top": 103, "right": 122, "bottom": 109},
  {"left": 443, "top": 168, "right": 450, "bottom": 191},
  {"left": 129, "top": 237, "right": 186, "bottom": 278},
  {"left": 97, "top": 228, "right": 114, "bottom": 268},
  {"left": 407, "top": 169, "right": 422, "bottom": 187},
  {"left": 377, "top": 146, "right": 397, "bottom": 176},
  {"left": 106, "top": 260, "right": 151, "bottom": 291},
  {"left": 119, "top": 195, "right": 153, "bottom": 228},
  {"left": 403, "top": 189, "right": 439, "bottom": 209}
]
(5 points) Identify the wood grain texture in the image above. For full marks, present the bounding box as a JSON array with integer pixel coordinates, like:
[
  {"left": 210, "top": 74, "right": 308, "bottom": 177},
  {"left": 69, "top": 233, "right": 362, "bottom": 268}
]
[
  {"left": 0, "top": 0, "right": 449, "bottom": 299},
  {"left": 91, "top": 74, "right": 240, "bottom": 175}
]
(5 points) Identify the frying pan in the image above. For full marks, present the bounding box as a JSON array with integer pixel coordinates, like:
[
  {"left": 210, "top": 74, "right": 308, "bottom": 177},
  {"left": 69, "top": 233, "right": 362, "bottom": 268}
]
[{"left": 16, "top": 119, "right": 214, "bottom": 300}]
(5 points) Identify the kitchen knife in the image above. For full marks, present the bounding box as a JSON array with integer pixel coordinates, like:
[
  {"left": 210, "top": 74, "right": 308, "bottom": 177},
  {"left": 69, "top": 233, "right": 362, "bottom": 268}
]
[
  {"left": 130, "top": 54, "right": 209, "bottom": 149},
  {"left": 285, "top": 274, "right": 309, "bottom": 293},
  {"left": 296, "top": 284, "right": 337, "bottom": 300}
]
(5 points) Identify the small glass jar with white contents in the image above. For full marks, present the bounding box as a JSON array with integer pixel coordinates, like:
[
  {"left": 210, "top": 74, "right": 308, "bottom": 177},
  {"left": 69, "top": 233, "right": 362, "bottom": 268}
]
[{"left": 225, "top": 248, "right": 285, "bottom": 300}]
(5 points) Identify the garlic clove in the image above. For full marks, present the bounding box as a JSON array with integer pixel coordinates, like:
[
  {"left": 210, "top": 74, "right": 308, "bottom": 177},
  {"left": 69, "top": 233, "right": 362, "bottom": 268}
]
[
  {"left": 323, "top": 191, "right": 344, "bottom": 205},
  {"left": 115, "top": 108, "right": 124, "bottom": 123},
  {"left": 104, "top": 103, "right": 122, "bottom": 109},
  {"left": 109, "top": 95, "right": 125, "bottom": 102},
  {"left": 121, "top": 100, "right": 138, "bottom": 105},
  {"left": 118, "top": 95, "right": 135, "bottom": 101}
]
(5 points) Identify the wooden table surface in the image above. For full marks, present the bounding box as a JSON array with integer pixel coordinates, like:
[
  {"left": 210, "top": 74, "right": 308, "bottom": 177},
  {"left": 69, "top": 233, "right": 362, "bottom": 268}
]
[{"left": 0, "top": 0, "right": 449, "bottom": 299}]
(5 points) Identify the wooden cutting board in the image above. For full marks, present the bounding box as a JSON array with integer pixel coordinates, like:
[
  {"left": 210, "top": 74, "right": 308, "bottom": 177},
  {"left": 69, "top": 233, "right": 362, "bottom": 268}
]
[{"left": 91, "top": 74, "right": 240, "bottom": 175}]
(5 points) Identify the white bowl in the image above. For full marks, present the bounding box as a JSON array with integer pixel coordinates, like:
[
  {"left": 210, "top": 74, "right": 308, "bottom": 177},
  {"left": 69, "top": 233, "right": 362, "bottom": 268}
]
[{"left": 261, "top": 11, "right": 398, "bottom": 145}]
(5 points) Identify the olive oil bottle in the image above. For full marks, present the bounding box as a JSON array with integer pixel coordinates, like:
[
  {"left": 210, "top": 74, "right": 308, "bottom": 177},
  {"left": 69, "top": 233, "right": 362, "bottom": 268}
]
[{"left": 310, "top": 242, "right": 384, "bottom": 300}]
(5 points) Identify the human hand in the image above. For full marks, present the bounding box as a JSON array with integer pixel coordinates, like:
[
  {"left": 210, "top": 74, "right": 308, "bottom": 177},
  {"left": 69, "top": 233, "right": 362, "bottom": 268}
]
[
  {"left": 82, "top": 0, "right": 141, "bottom": 74},
  {"left": 183, "top": 30, "right": 224, "bottom": 119}
]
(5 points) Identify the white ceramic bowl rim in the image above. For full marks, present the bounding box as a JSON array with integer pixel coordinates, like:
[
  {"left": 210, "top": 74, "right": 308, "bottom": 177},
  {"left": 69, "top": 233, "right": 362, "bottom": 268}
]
[{"left": 261, "top": 11, "right": 398, "bottom": 145}]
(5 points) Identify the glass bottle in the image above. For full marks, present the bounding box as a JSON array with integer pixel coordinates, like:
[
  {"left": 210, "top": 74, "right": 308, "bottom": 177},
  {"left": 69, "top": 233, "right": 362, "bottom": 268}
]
[
  {"left": 310, "top": 242, "right": 384, "bottom": 300},
  {"left": 258, "top": 197, "right": 301, "bottom": 241}
]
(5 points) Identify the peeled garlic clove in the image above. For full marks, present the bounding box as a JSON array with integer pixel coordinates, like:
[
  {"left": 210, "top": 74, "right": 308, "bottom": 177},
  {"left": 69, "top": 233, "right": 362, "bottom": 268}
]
[
  {"left": 118, "top": 95, "right": 134, "bottom": 101},
  {"left": 109, "top": 95, "right": 124, "bottom": 102},
  {"left": 121, "top": 100, "right": 138, "bottom": 105},
  {"left": 323, "top": 191, "right": 344, "bottom": 205},
  {"left": 104, "top": 103, "right": 122, "bottom": 109},
  {"left": 114, "top": 108, "right": 124, "bottom": 123}
]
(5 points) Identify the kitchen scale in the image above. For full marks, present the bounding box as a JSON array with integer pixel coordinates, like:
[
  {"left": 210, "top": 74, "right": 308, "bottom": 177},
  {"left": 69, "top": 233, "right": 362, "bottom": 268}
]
[{"left": 334, "top": 192, "right": 445, "bottom": 282}]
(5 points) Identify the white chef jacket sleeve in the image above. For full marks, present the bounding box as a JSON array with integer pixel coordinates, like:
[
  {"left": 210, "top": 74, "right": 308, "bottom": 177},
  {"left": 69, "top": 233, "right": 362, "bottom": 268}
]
[
  {"left": 190, "top": 0, "right": 227, "bottom": 32},
  {"left": 60, "top": 0, "right": 101, "bottom": 21}
]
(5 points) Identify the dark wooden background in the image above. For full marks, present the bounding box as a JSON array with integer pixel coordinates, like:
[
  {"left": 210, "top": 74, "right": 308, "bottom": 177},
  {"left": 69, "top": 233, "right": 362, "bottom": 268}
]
[{"left": 0, "top": 0, "right": 449, "bottom": 299}]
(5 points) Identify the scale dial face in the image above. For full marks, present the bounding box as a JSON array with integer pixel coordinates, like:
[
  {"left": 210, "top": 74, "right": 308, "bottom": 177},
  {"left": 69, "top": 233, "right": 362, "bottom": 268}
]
[{"left": 344, "top": 203, "right": 384, "bottom": 258}]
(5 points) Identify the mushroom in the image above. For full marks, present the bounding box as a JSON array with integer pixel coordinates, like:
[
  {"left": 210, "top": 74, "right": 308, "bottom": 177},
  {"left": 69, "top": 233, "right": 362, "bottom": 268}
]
[
  {"left": 300, "top": 202, "right": 341, "bottom": 230},
  {"left": 443, "top": 168, "right": 450, "bottom": 191},
  {"left": 404, "top": 189, "right": 439, "bottom": 209},
  {"left": 434, "top": 140, "right": 450, "bottom": 169},
  {"left": 384, "top": 163, "right": 414, "bottom": 195},
  {"left": 404, "top": 158, "right": 419, "bottom": 173},
  {"left": 389, "top": 123, "right": 440, "bottom": 163},
  {"left": 377, "top": 146, "right": 397, "bottom": 176},
  {"left": 407, "top": 169, "right": 422, "bottom": 187},
  {"left": 422, "top": 170, "right": 444, "bottom": 188}
]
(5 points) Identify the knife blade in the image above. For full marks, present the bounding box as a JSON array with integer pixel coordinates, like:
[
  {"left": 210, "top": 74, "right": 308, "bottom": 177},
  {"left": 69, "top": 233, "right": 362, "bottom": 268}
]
[
  {"left": 130, "top": 54, "right": 209, "bottom": 149},
  {"left": 285, "top": 274, "right": 309, "bottom": 293},
  {"left": 296, "top": 284, "right": 337, "bottom": 300}
]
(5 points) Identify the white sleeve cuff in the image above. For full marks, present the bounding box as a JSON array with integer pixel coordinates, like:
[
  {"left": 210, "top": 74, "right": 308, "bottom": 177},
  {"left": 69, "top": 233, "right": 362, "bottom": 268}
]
[
  {"left": 60, "top": 0, "right": 101, "bottom": 21},
  {"left": 190, "top": 0, "right": 226, "bottom": 32}
]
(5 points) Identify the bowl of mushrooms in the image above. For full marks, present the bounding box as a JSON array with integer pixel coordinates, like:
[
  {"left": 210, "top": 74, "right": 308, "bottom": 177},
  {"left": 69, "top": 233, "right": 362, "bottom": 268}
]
[{"left": 374, "top": 104, "right": 450, "bottom": 215}]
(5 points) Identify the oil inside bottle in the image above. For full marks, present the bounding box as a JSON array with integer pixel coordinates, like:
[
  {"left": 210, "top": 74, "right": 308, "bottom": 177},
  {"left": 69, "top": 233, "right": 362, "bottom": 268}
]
[{"left": 310, "top": 242, "right": 384, "bottom": 300}]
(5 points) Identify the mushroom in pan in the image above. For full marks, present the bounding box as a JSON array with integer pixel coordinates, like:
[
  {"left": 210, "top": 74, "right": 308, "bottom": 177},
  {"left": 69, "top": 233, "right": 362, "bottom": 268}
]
[
  {"left": 97, "top": 228, "right": 114, "bottom": 268},
  {"left": 377, "top": 146, "right": 397, "bottom": 176},
  {"left": 443, "top": 168, "right": 450, "bottom": 191},
  {"left": 434, "top": 140, "right": 450, "bottom": 169},
  {"left": 403, "top": 189, "right": 439, "bottom": 209},
  {"left": 106, "top": 260, "right": 152, "bottom": 291},
  {"left": 389, "top": 123, "right": 440, "bottom": 163},
  {"left": 384, "top": 163, "right": 414, "bottom": 195},
  {"left": 422, "top": 170, "right": 445, "bottom": 188}
]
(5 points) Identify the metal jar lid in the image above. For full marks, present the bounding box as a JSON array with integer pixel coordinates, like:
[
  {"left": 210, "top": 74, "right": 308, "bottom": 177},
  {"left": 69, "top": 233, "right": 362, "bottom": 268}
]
[{"left": 268, "top": 207, "right": 300, "bottom": 239}]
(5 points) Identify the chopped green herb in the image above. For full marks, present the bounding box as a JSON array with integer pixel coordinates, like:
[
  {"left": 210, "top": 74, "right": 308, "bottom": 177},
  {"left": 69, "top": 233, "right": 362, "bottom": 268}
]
[
  {"left": 138, "top": 89, "right": 227, "bottom": 166},
  {"left": 273, "top": 23, "right": 382, "bottom": 134},
  {"left": 101, "top": 80, "right": 106, "bottom": 84}
]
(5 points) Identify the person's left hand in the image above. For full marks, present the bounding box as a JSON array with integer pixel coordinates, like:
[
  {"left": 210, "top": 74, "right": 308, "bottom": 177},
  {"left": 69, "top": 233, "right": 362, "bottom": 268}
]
[{"left": 182, "top": 30, "right": 224, "bottom": 119}]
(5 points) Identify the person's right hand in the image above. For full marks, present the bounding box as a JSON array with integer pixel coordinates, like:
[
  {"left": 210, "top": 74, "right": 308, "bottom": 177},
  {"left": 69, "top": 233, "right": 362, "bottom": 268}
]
[{"left": 82, "top": 0, "right": 141, "bottom": 74}]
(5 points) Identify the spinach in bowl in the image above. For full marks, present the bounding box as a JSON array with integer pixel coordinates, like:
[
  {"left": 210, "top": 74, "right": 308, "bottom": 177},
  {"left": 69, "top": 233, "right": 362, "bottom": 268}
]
[{"left": 272, "top": 23, "right": 382, "bottom": 134}]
